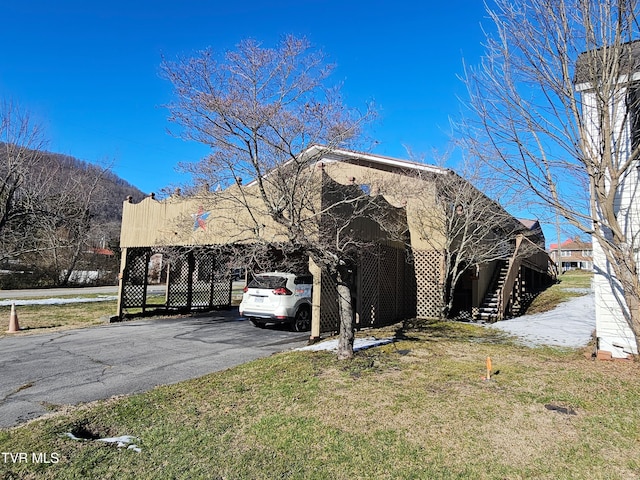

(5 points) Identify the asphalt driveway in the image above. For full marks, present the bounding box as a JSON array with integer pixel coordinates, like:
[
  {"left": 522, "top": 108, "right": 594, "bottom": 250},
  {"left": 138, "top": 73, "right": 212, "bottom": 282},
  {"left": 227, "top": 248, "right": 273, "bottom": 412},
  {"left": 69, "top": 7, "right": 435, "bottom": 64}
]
[{"left": 0, "top": 309, "right": 309, "bottom": 428}]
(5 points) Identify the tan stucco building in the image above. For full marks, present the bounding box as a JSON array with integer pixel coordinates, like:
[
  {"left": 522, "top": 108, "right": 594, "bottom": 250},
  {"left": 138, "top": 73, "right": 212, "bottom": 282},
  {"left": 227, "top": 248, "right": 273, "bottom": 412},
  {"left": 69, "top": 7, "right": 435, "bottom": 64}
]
[{"left": 116, "top": 146, "right": 553, "bottom": 337}]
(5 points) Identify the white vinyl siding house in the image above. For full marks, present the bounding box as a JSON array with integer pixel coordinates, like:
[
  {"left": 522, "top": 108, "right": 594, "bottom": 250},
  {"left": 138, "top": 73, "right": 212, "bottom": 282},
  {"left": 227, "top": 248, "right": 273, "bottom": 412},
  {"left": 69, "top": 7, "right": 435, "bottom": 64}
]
[{"left": 576, "top": 70, "right": 640, "bottom": 358}]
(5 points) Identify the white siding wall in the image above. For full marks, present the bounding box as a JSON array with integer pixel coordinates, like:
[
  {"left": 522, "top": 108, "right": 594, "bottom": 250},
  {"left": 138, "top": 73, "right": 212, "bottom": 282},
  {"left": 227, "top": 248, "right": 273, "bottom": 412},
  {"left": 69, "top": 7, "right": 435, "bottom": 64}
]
[
  {"left": 592, "top": 239, "right": 638, "bottom": 356},
  {"left": 583, "top": 89, "right": 639, "bottom": 357}
]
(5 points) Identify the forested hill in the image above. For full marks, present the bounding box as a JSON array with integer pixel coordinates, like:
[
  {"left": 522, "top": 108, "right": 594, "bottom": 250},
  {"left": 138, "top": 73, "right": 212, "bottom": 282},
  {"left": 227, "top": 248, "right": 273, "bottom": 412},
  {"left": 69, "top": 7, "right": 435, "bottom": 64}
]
[
  {"left": 0, "top": 144, "right": 149, "bottom": 285},
  {"left": 44, "top": 151, "right": 147, "bottom": 221}
]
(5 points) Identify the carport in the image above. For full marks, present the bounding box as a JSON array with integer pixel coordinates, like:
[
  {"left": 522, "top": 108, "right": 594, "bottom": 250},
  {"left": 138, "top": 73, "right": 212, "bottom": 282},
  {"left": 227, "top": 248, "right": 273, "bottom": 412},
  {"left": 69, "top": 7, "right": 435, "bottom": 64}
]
[
  {"left": 116, "top": 170, "right": 416, "bottom": 338},
  {"left": 116, "top": 146, "right": 553, "bottom": 337}
]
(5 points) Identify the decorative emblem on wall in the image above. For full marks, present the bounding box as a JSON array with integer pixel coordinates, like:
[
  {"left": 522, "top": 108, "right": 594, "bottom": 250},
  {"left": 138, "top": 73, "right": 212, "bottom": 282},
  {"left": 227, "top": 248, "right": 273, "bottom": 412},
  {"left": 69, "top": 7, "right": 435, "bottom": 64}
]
[{"left": 192, "top": 206, "right": 210, "bottom": 231}]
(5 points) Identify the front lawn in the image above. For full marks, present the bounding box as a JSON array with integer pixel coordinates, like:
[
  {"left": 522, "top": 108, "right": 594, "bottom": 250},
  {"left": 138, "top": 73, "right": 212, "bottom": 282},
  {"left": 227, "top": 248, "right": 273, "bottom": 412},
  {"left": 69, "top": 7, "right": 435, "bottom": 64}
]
[
  {"left": 525, "top": 269, "right": 593, "bottom": 315},
  {"left": 1, "top": 320, "right": 638, "bottom": 479}
]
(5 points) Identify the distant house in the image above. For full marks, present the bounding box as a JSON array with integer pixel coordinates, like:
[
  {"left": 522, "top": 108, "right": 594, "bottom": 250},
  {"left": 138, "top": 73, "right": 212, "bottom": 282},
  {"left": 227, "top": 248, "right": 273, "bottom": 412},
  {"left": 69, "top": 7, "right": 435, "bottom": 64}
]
[
  {"left": 89, "top": 247, "right": 115, "bottom": 257},
  {"left": 548, "top": 238, "right": 593, "bottom": 272}
]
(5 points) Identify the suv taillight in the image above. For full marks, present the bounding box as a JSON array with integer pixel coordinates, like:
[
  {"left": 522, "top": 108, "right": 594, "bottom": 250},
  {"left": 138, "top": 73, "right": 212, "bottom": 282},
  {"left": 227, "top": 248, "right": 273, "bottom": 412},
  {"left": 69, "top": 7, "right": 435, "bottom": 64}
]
[
  {"left": 243, "top": 286, "right": 249, "bottom": 293},
  {"left": 272, "top": 287, "right": 292, "bottom": 295}
]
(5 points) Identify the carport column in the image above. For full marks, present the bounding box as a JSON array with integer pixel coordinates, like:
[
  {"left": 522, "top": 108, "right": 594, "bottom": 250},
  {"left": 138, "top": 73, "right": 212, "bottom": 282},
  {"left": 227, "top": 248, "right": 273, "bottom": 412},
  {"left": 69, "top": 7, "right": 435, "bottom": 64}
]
[
  {"left": 471, "top": 264, "right": 481, "bottom": 318},
  {"left": 186, "top": 251, "right": 195, "bottom": 310},
  {"left": 309, "top": 257, "right": 322, "bottom": 342},
  {"left": 116, "top": 247, "right": 128, "bottom": 319},
  {"left": 141, "top": 249, "right": 151, "bottom": 314}
]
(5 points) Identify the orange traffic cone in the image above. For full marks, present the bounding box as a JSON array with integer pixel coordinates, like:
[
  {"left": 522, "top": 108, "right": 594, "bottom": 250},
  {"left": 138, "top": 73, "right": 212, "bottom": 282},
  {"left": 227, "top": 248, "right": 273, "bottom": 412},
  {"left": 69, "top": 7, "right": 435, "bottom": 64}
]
[{"left": 7, "top": 302, "right": 20, "bottom": 333}]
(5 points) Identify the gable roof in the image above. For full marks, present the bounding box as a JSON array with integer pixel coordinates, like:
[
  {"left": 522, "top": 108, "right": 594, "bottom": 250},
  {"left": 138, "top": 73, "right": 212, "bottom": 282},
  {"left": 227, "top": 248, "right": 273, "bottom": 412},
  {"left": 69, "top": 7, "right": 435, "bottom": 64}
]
[
  {"left": 310, "top": 145, "right": 450, "bottom": 176},
  {"left": 245, "top": 144, "right": 450, "bottom": 188},
  {"left": 518, "top": 218, "right": 540, "bottom": 230},
  {"left": 575, "top": 40, "right": 640, "bottom": 90},
  {"left": 549, "top": 237, "right": 592, "bottom": 251}
]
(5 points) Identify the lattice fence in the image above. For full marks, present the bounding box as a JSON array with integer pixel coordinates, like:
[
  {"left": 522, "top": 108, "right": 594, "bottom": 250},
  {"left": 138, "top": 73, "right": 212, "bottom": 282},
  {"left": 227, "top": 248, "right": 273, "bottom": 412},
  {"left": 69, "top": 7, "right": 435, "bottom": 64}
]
[
  {"left": 121, "top": 248, "right": 149, "bottom": 309},
  {"left": 319, "top": 273, "right": 340, "bottom": 333},
  {"left": 413, "top": 249, "right": 444, "bottom": 318},
  {"left": 167, "top": 248, "right": 232, "bottom": 310},
  {"left": 166, "top": 252, "right": 190, "bottom": 309},
  {"left": 358, "top": 247, "right": 379, "bottom": 327},
  {"left": 402, "top": 249, "right": 418, "bottom": 318},
  {"left": 318, "top": 244, "right": 416, "bottom": 333},
  {"left": 120, "top": 246, "right": 232, "bottom": 315}
]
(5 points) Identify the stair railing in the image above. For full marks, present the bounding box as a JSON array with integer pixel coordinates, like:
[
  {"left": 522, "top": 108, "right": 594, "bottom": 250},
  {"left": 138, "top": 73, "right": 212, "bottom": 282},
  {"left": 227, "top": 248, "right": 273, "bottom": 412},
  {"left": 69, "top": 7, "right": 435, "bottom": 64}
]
[{"left": 497, "top": 234, "right": 524, "bottom": 320}]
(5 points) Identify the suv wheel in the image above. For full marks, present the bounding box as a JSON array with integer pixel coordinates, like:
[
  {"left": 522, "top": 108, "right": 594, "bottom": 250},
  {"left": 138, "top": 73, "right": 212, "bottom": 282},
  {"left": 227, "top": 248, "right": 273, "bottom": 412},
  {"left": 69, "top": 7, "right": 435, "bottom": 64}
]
[{"left": 292, "top": 305, "right": 311, "bottom": 332}]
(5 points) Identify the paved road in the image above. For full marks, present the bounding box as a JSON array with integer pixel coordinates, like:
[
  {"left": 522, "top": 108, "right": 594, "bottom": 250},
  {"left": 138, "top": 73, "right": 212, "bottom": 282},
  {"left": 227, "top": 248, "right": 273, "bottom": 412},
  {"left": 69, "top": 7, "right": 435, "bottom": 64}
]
[
  {"left": 0, "top": 310, "right": 309, "bottom": 428},
  {"left": 1, "top": 285, "right": 141, "bottom": 299},
  {"left": 0, "top": 285, "right": 118, "bottom": 298}
]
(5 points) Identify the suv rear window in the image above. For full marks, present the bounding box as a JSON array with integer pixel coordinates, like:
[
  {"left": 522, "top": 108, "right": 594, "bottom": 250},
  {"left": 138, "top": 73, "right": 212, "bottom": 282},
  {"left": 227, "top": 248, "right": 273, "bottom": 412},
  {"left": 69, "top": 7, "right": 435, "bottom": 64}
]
[
  {"left": 248, "top": 275, "right": 287, "bottom": 289},
  {"left": 294, "top": 275, "right": 313, "bottom": 285}
]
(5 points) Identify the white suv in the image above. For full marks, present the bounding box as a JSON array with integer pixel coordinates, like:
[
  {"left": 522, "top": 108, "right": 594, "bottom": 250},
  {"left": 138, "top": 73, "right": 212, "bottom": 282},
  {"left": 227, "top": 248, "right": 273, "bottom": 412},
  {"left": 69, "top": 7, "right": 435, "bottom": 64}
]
[{"left": 239, "top": 272, "right": 313, "bottom": 332}]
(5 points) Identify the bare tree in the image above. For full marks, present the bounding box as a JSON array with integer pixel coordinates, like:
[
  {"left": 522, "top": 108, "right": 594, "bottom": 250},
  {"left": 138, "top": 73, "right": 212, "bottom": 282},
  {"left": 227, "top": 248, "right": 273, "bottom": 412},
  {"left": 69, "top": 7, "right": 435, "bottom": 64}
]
[
  {"left": 405, "top": 157, "right": 542, "bottom": 319},
  {"left": 0, "top": 100, "right": 48, "bottom": 261},
  {"left": 461, "top": 0, "right": 640, "bottom": 352},
  {"left": 1, "top": 100, "right": 116, "bottom": 286},
  {"left": 39, "top": 162, "right": 111, "bottom": 285},
  {"left": 162, "top": 36, "right": 380, "bottom": 359}
]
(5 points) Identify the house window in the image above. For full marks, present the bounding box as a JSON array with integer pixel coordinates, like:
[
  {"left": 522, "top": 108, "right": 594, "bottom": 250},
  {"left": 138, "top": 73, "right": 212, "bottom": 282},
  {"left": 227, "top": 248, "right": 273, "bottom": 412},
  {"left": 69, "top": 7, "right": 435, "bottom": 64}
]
[
  {"left": 561, "top": 251, "right": 572, "bottom": 257},
  {"left": 582, "top": 250, "right": 592, "bottom": 256},
  {"left": 627, "top": 86, "right": 640, "bottom": 153}
]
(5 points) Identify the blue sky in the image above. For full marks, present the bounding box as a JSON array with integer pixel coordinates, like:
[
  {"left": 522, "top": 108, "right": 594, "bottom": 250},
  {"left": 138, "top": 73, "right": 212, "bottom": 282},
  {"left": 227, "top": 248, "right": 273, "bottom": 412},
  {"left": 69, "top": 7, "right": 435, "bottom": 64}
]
[{"left": 0, "top": 0, "right": 489, "bottom": 195}]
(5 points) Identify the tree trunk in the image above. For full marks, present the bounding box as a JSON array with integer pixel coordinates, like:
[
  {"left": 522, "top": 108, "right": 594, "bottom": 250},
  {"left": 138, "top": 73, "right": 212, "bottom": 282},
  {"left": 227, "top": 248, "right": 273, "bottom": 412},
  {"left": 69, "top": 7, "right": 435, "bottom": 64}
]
[
  {"left": 335, "top": 266, "right": 355, "bottom": 360},
  {"left": 610, "top": 248, "right": 640, "bottom": 355},
  {"left": 624, "top": 292, "right": 640, "bottom": 355},
  {"left": 60, "top": 213, "right": 92, "bottom": 287}
]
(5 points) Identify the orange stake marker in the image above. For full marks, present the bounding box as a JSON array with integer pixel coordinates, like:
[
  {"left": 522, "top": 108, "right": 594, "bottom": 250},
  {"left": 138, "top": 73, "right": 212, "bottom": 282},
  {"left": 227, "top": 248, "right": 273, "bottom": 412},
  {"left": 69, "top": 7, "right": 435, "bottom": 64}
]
[{"left": 486, "top": 356, "right": 492, "bottom": 380}]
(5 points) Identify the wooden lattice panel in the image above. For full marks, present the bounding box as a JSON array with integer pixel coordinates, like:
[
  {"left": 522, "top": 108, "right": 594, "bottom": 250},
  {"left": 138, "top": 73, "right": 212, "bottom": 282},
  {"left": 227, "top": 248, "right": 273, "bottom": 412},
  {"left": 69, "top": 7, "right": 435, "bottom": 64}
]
[
  {"left": 378, "top": 245, "right": 400, "bottom": 323},
  {"left": 211, "top": 280, "right": 232, "bottom": 307},
  {"left": 358, "top": 247, "right": 378, "bottom": 327},
  {"left": 165, "top": 248, "right": 232, "bottom": 309},
  {"left": 167, "top": 254, "right": 189, "bottom": 308},
  {"left": 191, "top": 250, "right": 214, "bottom": 307},
  {"left": 402, "top": 249, "right": 418, "bottom": 318},
  {"left": 320, "top": 272, "right": 340, "bottom": 333},
  {"left": 413, "top": 249, "right": 444, "bottom": 318},
  {"left": 318, "top": 244, "right": 416, "bottom": 334},
  {"left": 211, "top": 252, "right": 232, "bottom": 307},
  {"left": 122, "top": 248, "right": 149, "bottom": 308},
  {"left": 120, "top": 246, "right": 233, "bottom": 315}
]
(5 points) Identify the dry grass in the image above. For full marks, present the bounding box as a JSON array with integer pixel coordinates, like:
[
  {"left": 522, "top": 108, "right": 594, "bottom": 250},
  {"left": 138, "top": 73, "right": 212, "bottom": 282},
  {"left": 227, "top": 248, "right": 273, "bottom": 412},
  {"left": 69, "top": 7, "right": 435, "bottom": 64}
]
[
  {"left": 1, "top": 320, "right": 638, "bottom": 479},
  {"left": 525, "top": 269, "right": 593, "bottom": 314},
  {"left": 0, "top": 294, "right": 182, "bottom": 337},
  {"left": 0, "top": 299, "right": 116, "bottom": 336},
  {"left": 3, "top": 272, "right": 639, "bottom": 478}
]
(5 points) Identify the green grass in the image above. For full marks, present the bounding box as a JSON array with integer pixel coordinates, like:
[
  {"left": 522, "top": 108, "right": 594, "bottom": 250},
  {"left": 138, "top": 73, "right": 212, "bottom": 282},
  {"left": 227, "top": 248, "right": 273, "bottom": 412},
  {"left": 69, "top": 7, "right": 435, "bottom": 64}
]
[
  {"left": 1, "top": 321, "right": 638, "bottom": 479},
  {"left": 557, "top": 269, "right": 593, "bottom": 289},
  {"left": 525, "top": 269, "right": 593, "bottom": 314},
  {"left": 0, "top": 299, "right": 117, "bottom": 336},
  {"left": 0, "top": 293, "right": 180, "bottom": 337},
  {"left": 3, "top": 269, "right": 636, "bottom": 478}
]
